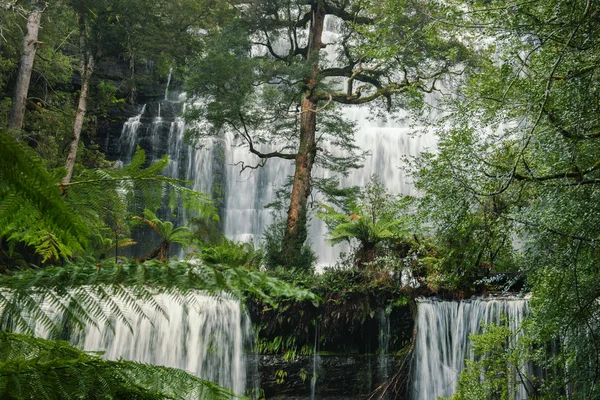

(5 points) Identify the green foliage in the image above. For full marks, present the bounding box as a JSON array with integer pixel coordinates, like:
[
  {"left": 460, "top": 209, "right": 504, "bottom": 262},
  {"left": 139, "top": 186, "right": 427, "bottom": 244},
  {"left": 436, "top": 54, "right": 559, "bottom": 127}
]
[
  {"left": 447, "top": 321, "right": 535, "bottom": 400},
  {"left": 133, "top": 209, "right": 194, "bottom": 261},
  {"left": 410, "top": 146, "right": 520, "bottom": 293},
  {"left": 0, "top": 129, "right": 88, "bottom": 261},
  {"left": 318, "top": 175, "right": 413, "bottom": 267},
  {"left": 0, "top": 258, "right": 319, "bottom": 336},
  {"left": 185, "top": 0, "right": 468, "bottom": 262},
  {"left": 262, "top": 218, "right": 316, "bottom": 272},
  {"left": 274, "top": 369, "right": 288, "bottom": 385},
  {"left": 0, "top": 130, "right": 215, "bottom": 263},
  {"left": 251, "top": 264, "right": 411, "bottom": 357},
  {"left": 0, "top": 5, "right": 19, "bottom": 96},
  {"left": 197, "top": 239, "right": 263, "bottom": 269},
  {"left": 410, "top": 0, "right": 600, "bottom": 395},
  {"left": 64, "top": 147, "right": 215, "bottom": 260},
  {"left": 0, "top": 332, "right": 238, "bottom": 400}
]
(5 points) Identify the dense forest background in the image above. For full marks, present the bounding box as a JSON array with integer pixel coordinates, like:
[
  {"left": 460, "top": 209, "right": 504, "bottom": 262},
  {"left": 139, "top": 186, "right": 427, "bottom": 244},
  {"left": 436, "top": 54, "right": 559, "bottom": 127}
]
[{"left": 1, "top": 0, "right": 600, "bottom": 398}]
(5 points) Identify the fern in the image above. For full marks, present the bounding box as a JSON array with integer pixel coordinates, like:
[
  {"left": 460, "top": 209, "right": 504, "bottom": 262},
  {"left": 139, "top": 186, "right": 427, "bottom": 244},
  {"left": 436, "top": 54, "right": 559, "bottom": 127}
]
[
  {"left": 0, "top": 259, "right": 319, "bottom": 335},
  {"left": 0, "top": 131, "right": 215, "bottom": 262},
  {"left": 133, "top": 209, "right": 194, "bottom": 261},
  {"left": 0, "top": 130, "right": 88, "bottom": 261},
  {"left": 196, "top": 239, "right": 263, "bottom": 269},
  {"left": 0, "top": 332, "right": 239, "bottom": 400},
  {"left": 63, "top": 147, "right": 216, "bottom": 259}
]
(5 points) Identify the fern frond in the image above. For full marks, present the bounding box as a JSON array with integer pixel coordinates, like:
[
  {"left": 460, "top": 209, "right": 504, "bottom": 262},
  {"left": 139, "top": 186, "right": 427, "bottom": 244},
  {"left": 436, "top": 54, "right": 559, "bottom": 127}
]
[
  {"left": 0, "top": 130, "right": 87, "bottom": 260},
  {"left": 0, "top": 332, "right": 240, "bottom": 400},
  {"left": 0, "top": 260, "right": 318, "bottom": 334},
  {"left": 61, "top": 147, "right": 215, "bottom": 259}
]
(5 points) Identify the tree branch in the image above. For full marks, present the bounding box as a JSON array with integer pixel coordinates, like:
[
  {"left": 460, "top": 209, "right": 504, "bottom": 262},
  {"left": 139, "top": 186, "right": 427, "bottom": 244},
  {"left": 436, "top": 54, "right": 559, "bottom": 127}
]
[
  {"left": 320, "top": 81, "right": 410, "bottom": 107},
  {"left": 544, "top": 108, "right": 600, "bottom": 139},
  {"left": 236, "top": 114, "right": 297, "bottom": 160},
  {"left": 322, "top": 2, "right": 373, "bottom": 24}
]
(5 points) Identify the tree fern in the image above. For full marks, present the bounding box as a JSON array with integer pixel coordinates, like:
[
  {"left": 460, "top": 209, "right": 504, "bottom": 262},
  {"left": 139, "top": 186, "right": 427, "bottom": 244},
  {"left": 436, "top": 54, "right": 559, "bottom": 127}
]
[
  {"left": 0, "top": 332, "right": 239, "bottom": 400},
  {"left": 133, "top": 209, "right": 194, "bottom": 261},
  {"left": 317, "top": 176, "right": 413, "bottom": 266},
  {"left": 63, "top": 147, "right": 216, "bottom": 259},
  {"left": 197, "top": 239, "right": 263, "bottom": 269}
]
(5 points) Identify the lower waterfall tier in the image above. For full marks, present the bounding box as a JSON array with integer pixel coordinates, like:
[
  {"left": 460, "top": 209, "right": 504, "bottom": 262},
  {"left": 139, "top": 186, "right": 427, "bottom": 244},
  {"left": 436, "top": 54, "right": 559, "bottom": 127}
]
[{"left": 411, "top": 297, "right": 531, "bottom": 400}]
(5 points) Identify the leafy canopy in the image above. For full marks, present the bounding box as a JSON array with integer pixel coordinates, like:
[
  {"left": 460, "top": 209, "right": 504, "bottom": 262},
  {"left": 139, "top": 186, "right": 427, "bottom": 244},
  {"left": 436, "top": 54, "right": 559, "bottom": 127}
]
[{"left": 412, "top": 0, "right": 600, "bottom": 396}]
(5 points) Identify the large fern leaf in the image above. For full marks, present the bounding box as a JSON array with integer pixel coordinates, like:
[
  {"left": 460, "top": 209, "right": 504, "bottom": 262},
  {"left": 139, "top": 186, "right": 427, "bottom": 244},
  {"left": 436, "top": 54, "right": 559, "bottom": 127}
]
[
  {"left": 0, "top": 130, "right": 88, "bottom": 260},
  {"left": 0, "top": 259, "right": 319, "bottom": 335},
  {"left": 0, "top": 332, "right": 239, "bottom": 400}
]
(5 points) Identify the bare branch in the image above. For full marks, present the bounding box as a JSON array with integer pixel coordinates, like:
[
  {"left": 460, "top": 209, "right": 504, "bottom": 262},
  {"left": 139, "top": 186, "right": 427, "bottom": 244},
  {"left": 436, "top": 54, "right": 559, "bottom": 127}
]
[
  {"left": 237, "top": 113, "right": 297, "bottom": 160},
  {"left": 231, "top": 158, "right": 268, "bottom": 173}
]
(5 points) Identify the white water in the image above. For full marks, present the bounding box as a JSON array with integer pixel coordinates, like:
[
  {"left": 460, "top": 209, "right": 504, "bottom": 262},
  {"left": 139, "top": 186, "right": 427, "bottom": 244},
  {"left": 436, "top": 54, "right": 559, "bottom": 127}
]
[
  {"left": 26, "top": 291, "right": 252, "bottom": 396},
  {"left": 117, "top": 104, "right": 146, "bottom": 164},
  {"left": 112, "top": 14, "right": 436, "bottom": 266},
  {"left": 165, "top": 66, "right": 174, "bottom": 101},
  {"left": 411, "top": 297, "right": 532, "bottom": 400},
  {"left": 378, "top": 309, "right": 392, "bottom": 383},
  {"left": 115, "top": 98, "right": 434, "bottom": 265},
  {"left": 311, "top": 323, "right": 320, "bottom": 400}
]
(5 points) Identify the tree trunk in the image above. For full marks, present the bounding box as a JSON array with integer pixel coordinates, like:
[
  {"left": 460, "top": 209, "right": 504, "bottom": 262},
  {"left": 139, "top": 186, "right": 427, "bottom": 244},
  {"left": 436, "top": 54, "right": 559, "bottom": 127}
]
[
  {"left": 63, "top": 54, "right": 93, "bottom": 185},
  {"left": 63, "top": 12, "right": 93, "bottom": 185},
  {"left": 282, "top": 1, "right": 325, "bottom": 265},
  {"left": 8, "top": 0, "right": 42, "bottom": 132},
  {"left": 283, "top": 96, "right": 318, "bottom": 261}
]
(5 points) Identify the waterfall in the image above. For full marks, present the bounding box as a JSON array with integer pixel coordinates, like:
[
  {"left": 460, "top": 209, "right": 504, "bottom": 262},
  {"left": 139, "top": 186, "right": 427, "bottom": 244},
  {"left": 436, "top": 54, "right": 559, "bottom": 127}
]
[
  {"left": 311, "top": 323, "right": 320, "bottom": 400},
  {"left": 117, "top": 104, "right": 146, "bottom": 164},
  {"left": 165, "top": 66, "right": 174, "bottom": 101},
  {"left": 23, "top": 291, "right": 254, "bottom": 397},
  {"left": 111, "top": 14, "right": 436, "bottom": 266},
  {"left": 378, "top": 309, "right": 392, "bottom": 385},
  {"left": 411, "top": 297, "right": 532, "bottom": 400}
]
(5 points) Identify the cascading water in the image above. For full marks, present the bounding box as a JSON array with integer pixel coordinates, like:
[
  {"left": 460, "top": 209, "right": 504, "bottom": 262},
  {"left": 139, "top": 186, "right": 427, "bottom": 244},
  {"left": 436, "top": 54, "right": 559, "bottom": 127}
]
[
  {"left": 378, "top": 309, "right": 392, "bottom": 386},
  {"left": 117, "top": 104, "right": 146, "bottom": 164},
  {"left": 311, "top": 323, "right": 320, "bottom": 400},
  {"left": 165, "top": 66, "right": 174, "bottom": 101},
  {"left": 115, "top": 100, "right": 217, "bottom": 208},
  {"left": 23, "top": 291, "right": 254, "bottom": 397},
  {"left": 110, "top": 18, "right": 435, "bottom": 266},
  {"left": 411, "top": 297, "right": 532, "bottom": 400}
]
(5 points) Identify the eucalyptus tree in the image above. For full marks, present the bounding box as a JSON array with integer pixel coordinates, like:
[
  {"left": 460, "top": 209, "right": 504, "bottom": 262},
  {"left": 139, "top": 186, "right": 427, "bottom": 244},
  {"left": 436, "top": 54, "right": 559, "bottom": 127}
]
[
  {"left": 186, "top": 0, "right": 468, "bottom": 267},
  {"left": 413, "top": 0, "right": 600, "bottom": 396},
  {"left": 7, "top": 0, "right": 45, "bottom": 132}
]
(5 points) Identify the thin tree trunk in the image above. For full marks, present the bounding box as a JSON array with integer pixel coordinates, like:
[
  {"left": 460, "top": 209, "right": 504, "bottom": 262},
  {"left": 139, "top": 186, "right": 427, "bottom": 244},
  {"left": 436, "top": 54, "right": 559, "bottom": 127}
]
[
  {"left": 283, "top": 1, "right": 325, "bottom": 264},
  {"left": 63, "top": 12, "right": 93, "bottom": 185},
  {"left": 8, "top": 0, "right": 43, "bottom": 131},
  {"left": 63, "top": 54, "right": 93, "bottom": 184}
]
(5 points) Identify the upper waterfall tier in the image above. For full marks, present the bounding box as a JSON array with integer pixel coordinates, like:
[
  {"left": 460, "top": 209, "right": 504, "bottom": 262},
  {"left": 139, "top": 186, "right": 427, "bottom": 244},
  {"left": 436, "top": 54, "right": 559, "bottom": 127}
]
[{"left": 106, "top": 94, "right": 435, "bottom": 266}]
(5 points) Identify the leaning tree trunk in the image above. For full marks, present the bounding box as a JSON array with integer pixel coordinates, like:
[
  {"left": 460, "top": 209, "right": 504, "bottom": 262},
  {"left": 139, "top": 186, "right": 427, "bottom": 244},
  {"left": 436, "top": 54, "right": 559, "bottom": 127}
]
[
  {"left": 63, "top": 13, "right": 93, "bottom": 185},
  {"left": 282, "top": 1, "right": 325, "bottom": 265},
  {"left": 8, "top": 0, "right": 43, "bottom": 132}
]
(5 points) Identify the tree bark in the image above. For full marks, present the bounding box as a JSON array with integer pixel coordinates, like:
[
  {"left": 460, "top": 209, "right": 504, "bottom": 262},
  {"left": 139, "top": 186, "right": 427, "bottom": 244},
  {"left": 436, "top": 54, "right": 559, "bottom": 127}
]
[
  {"left": 8, "top": 0, "right": 43, "bottom": 132},
  {"left": 282, "top": 0, "right": 325, "bottom": 264},
  {"left": 63, "top": 12, "right": 93, "bottom": 185}
]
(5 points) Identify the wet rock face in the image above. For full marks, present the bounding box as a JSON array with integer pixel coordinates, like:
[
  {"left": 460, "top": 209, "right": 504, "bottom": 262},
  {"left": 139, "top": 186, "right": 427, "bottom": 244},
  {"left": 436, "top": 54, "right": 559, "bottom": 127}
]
[{"left": 251, "top": 354, "right": 403, "bottom": 400}]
